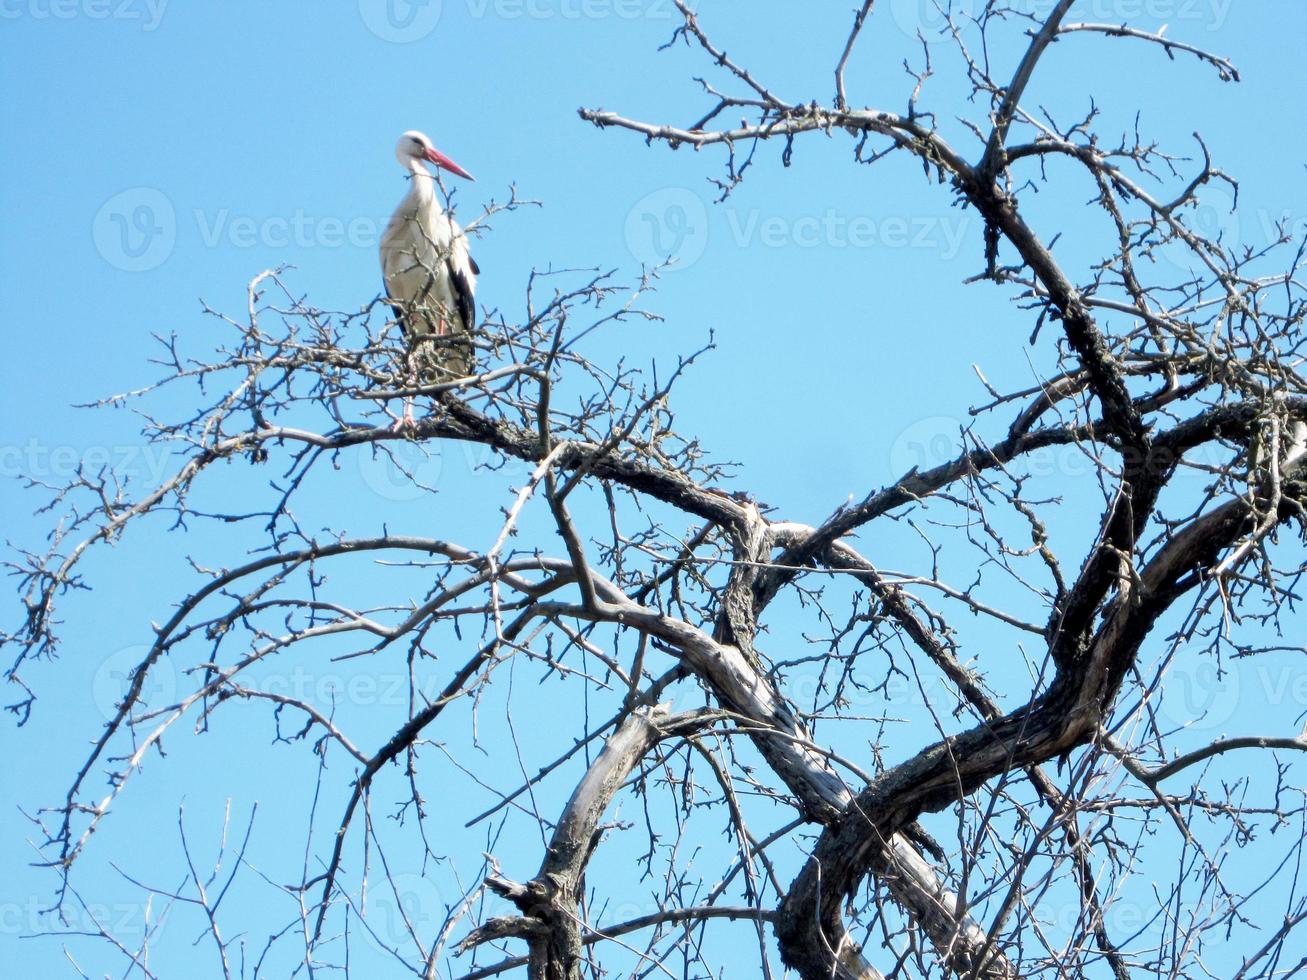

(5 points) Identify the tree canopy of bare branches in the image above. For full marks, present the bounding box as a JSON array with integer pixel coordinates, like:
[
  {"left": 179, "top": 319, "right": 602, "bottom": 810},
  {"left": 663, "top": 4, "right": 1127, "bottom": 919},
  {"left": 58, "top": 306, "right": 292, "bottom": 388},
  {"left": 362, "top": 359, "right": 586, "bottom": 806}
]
[{"left": 7, "top": 3, "right": 1307, "bottom": 979}]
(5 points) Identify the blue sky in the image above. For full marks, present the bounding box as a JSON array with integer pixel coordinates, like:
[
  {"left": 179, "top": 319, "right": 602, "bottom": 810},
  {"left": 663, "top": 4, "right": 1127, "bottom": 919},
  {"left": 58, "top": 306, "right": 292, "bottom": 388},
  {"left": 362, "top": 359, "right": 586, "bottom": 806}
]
[{"left": 3, "top": 1, "right": 1307, "bottom": 976}]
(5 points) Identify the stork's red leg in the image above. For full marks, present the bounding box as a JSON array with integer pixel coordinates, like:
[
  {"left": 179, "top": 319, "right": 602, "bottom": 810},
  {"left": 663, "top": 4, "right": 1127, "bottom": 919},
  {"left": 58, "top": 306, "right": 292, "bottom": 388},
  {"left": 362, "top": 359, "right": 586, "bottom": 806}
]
[{"left": 390, "top": 399, "right": 417, "bottom": 434}]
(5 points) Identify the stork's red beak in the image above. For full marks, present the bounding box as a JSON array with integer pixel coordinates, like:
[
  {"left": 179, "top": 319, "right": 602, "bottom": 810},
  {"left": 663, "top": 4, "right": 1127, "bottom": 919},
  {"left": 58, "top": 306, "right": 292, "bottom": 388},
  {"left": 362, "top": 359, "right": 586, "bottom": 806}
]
[{"left": 424, "top": 147, "right": 475, "bottom": 181}]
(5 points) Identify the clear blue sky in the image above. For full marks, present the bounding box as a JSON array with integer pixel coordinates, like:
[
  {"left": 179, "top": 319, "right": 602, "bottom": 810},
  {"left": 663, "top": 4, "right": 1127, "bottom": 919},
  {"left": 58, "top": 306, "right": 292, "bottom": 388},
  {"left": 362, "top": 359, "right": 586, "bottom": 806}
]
[{"left": 3, "top": 2, "right": 1307, "bottom": 976}]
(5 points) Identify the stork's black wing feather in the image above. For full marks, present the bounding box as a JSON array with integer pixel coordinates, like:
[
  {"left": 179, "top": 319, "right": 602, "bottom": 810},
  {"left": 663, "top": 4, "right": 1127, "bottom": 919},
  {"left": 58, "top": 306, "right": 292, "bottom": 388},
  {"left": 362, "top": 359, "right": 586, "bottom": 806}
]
[{"left": 447, "top": 259, "right": 477, "bottom": 335}]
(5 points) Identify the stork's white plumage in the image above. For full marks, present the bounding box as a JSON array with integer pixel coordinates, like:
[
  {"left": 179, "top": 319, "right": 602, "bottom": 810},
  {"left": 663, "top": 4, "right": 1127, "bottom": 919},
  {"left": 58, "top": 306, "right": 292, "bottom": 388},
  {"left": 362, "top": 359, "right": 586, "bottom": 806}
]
[{"left": 380, "top": 130, "right": 479, "bottom": 381}]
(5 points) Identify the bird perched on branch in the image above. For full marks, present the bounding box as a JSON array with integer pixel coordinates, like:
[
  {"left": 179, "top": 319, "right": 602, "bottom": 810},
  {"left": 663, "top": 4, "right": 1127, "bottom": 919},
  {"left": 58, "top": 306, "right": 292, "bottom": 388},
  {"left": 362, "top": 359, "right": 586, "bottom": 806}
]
[{"left": 380, "top": 130, "right": 479, "bottom": 397}]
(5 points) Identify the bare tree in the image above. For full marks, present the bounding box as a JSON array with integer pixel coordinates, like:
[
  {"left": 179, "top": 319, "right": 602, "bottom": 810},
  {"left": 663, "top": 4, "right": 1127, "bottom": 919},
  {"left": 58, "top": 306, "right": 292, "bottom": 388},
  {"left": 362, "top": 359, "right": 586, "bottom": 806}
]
[{"left": 8, "top": 3, "right": 1307, "bottom": 978}]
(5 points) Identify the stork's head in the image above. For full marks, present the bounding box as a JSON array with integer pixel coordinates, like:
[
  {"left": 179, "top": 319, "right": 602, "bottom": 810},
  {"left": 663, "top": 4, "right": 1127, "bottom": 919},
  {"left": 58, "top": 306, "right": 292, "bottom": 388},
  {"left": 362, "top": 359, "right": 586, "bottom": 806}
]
[{"left": 395, "top": 130, "right": 475, "bottom": 181}]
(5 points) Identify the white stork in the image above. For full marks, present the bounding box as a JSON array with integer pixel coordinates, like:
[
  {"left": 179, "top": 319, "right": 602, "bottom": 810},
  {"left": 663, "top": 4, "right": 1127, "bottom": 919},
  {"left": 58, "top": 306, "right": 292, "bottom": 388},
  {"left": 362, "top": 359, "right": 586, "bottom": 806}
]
[{"left": 380, "top": 130, "right": 479, "bottom": 401}]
